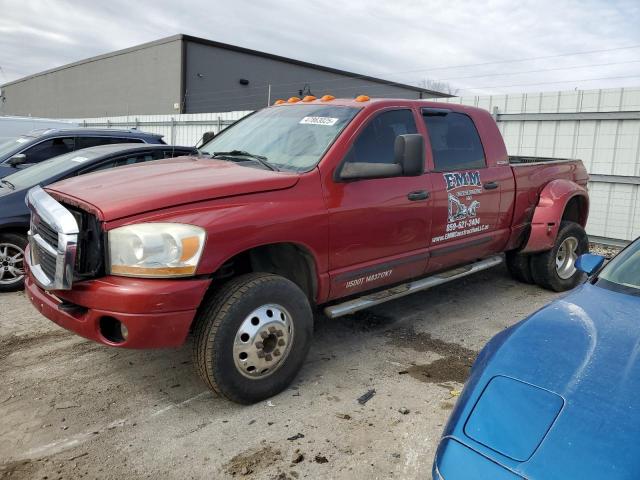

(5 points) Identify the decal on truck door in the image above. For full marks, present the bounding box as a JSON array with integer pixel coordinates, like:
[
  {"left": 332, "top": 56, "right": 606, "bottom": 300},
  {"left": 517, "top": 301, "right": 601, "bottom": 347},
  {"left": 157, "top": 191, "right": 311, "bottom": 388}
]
[
  {"left": 448, "top": 194, "right": 480, "bottom": 223},
  {"left": 432, "top": 171, "right": 489, "bottom": 243},
  {"left": 345, "top": 269, "right": 393, "bottom": 289}
]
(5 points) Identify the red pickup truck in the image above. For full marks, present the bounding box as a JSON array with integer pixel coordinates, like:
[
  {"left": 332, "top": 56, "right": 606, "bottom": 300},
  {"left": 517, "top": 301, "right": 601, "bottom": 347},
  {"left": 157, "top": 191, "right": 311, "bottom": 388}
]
[{"left": 24, "top": 97, "right": 589, "bottom": 403}]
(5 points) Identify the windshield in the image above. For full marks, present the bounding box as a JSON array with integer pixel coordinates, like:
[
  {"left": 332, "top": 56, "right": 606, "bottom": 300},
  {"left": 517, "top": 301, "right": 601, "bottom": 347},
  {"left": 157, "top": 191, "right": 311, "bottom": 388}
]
[
  {"left": 199, "top": 105, "right": 360, "bottom": 172},
  {"left": 0, "top": 136, "right": 33, "bottom": 160},
  {"left": 597, "top": 238, "right": 640, "bottom": 294},
  {"left": 2, "top": 149, "right": 100, "bottom": 190}
]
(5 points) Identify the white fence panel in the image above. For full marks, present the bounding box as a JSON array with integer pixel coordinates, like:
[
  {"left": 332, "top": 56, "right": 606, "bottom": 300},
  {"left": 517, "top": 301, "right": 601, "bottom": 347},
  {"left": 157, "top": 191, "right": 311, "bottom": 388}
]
[{"left": 72, "top": 111, "right": 253, "bottom": 146}]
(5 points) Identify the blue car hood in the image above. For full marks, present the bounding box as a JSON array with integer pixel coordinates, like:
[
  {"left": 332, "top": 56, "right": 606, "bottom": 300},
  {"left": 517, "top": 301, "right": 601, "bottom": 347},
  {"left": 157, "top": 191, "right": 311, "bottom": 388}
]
[{"left": 443, "top": 282, "right": 640, "bottom": 479}]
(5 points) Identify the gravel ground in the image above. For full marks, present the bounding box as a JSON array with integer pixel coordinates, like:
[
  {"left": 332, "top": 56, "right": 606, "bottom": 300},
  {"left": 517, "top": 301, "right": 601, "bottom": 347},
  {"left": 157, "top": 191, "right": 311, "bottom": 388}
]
[
  {"left": 589, "top": 242, "right": 622, "bottom": 259},
  {"left": 0, "top": 264, "right": 561, "bottom": 480}
]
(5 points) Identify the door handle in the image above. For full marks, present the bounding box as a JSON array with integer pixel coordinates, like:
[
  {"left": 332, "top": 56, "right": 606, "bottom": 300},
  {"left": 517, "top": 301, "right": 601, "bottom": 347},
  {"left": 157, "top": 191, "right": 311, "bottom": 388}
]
[
  {"left": 483, "top": 181, "right": 499, "bottom": 190},
  {"left": 407, "top": 190, "right": 430, "bottom": 201}
]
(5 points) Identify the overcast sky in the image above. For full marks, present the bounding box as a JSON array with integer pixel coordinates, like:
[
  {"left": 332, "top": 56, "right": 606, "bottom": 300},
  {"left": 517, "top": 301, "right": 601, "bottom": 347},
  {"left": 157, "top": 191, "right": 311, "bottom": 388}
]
[{"left": 1, "top": 0, "right": 639, "bottom": 96}]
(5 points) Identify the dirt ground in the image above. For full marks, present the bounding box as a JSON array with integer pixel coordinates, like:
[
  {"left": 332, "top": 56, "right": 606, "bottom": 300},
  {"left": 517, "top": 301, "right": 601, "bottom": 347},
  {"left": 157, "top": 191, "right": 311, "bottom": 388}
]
[{"left": 0, "top": 264, "right": 561, "bottom": 480}]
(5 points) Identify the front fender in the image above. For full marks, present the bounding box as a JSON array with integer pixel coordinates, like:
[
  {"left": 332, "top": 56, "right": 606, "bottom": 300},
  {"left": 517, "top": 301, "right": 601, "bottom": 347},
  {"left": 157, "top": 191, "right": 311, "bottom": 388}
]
[
  {"left": 521, "top": 180, "right": 588, "bottom": 254},
  {"left": 0, "top": 215, "right": 30, "bottom": 232},
  {"left": 0, "top": 165, "right": 18, "bottom": 179}
]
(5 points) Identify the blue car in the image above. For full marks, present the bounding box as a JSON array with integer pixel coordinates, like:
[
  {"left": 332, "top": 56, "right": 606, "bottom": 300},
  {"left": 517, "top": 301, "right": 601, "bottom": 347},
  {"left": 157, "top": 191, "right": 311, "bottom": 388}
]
[
  {"left": 0, "top": 128, "right": 166, "bottom": 178},
  {"left": 433, "top": 239, "right": 640, "bottom": 479}
]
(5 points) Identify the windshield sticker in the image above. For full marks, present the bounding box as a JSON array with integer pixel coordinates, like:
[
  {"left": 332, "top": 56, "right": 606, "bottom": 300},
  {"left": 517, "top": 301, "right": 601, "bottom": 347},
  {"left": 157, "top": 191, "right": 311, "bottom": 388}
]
[
  {"left": 16, "top": 138, "right": 29, "bottom": 144},
  {"left": 299, "top": 116, "right": 339, "bottom": 126},
  {"left": 432, "top": 170, "right": 489, "bottom": 243},
  {"left": 70, "top": 156, "right": 89, "bottom": 163}
]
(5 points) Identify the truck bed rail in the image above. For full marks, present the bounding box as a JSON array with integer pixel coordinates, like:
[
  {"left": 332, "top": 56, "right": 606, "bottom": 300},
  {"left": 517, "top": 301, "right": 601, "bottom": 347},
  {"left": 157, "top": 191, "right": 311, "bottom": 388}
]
[{"left": 509, "top": 156, "right": 579, "bottom": 165}]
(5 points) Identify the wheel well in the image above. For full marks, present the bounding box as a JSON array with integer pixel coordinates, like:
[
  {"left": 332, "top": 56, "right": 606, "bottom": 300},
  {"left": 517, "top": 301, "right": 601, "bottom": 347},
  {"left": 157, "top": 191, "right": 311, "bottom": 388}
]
[
  {"left": 0, "top": 227, "right": 28, "bottom": 238},
  {"left": 562, "top": 195, "right": 588, "bottom": 227},
  {"left": 211, "top": 243, "right": 318, "bottom": 304}
]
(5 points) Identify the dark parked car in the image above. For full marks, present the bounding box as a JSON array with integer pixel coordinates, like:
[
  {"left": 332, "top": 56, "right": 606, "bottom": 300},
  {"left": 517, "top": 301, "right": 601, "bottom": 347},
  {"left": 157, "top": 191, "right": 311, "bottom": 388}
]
[
  {"left": 433, "top": 241, "right": 640, "bottom": 479},
  {"left": 0, "top": 143, "right": 196, "bottom": 291},
  {"left": 0, "top": 128, "right": 166, "bottom": 178}
]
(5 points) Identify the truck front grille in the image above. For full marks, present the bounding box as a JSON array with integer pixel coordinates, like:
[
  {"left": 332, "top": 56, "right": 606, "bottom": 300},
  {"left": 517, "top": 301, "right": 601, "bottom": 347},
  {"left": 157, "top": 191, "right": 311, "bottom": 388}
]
[
  {"left": 34, "top": 218, "right": 58, "bottom": 247},
  {"left": 26, "top": 186, "right": 79, "bottom": 290},
  {"left": 63, "top": 204, "right": 105, "bottom": 280},
  {"left": 31, "top": 239, "right": 57, "bottom": 279}
]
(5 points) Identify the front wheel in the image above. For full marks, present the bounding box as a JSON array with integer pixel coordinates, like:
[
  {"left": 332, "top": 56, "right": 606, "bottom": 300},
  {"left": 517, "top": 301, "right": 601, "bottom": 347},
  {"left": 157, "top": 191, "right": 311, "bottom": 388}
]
[
  {"left": 0, "top": 233, "right": 27, "bottom": 292},
  {"left": 530, "top": 221, "right": 589, "bottom": 292},
  {"left": 193, "top": 273, "right": 313, "bottom": 404}
]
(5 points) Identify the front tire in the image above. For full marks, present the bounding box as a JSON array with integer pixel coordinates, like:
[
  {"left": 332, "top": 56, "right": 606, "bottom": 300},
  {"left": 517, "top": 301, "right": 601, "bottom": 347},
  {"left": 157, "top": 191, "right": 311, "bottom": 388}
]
[
  {"left": 530, "top": 221, "right": 588, "bottom": 292},
  {"left": 193, "top": 273, "right": 313, "bottom": 404},
  {"left": 0, "top": 233, "right": 27, "bottom": 292}
]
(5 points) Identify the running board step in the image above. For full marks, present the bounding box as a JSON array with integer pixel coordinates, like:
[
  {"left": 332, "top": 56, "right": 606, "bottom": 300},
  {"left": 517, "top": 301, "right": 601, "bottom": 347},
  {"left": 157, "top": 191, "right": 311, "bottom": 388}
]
[{"left": 323, "top": 255, "right": 504, "bottom": 318}]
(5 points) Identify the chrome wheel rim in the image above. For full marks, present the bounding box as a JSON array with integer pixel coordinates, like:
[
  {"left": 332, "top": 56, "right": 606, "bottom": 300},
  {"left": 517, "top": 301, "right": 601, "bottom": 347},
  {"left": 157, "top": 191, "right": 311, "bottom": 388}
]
[
  {"left": 0, "top": 243, "right": 25, "bottom": 285},
  {"left": 233, "top": 304, "right": 294, "bottom": 379},
  {"left": 556, "top": 236, "right": 579, "bottom": 280}
]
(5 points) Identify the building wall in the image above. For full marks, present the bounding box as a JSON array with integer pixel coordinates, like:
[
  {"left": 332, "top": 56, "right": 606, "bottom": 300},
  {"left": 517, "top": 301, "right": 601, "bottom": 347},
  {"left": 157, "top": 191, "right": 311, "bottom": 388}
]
[
  {"left": 1, "top": 35, "right": 436, "bottom": 118},
  {"left": 0, "top": 38, "right": 182, "bottom": 118},
  {"left": 183, "top": 41, "right": 426, "bottom": 113}
]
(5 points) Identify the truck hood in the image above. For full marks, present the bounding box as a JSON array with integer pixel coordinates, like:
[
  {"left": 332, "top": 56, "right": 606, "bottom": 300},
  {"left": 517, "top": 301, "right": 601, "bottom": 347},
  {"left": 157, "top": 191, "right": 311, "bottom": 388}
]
[{"left": 45, "top": 156, "right": 300, "bottom": 221}]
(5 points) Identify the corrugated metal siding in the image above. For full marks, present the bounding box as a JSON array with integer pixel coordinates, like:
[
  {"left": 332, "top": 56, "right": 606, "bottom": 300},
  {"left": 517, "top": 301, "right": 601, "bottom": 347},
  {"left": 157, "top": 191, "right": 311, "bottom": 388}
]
[
  {"left": 443, "top": 87, "right": 640, "bottom": 243},
  {"left": 74, "top": 87, "right": 640, "bottom": 243}
]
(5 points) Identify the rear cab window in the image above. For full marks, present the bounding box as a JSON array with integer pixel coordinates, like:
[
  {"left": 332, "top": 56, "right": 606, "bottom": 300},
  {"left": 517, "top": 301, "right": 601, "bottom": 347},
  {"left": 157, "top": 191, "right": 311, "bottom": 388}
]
[{"left": 421, "top": 110, "right": 486, "bottom": 171}]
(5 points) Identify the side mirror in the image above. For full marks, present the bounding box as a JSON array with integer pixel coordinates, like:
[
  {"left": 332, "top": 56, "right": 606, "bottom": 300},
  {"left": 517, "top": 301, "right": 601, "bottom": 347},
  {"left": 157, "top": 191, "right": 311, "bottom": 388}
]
[
  {"left": 201, "top": 131, "right": 216, "bottom": 144},
  {"left": 339, "top": 162, "right": 403, "bottom": 180},
  {"left": 394, "top": 134, "right": 424, "bottom": 176},
  {"left": 7, "top": 154, "right": 27, "bottom": 167},
  {"left": 576, "top": 253, "right": 605, "bottom": 276}
]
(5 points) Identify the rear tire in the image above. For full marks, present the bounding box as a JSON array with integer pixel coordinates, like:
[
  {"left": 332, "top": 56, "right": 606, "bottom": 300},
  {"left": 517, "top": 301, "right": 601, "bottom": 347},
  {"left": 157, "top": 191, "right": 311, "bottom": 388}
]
[
  {"left": 530, "top": 221, "right": 588, "bottom": 292},
  {"left": 505, "top": 250, "right": 534, "bottom": 284},
  {"left": 0, "top": 233, "right": 27, "bottom": 292},
  {"left": 193, "top": 273, "right": 313, "bottom": 404}
]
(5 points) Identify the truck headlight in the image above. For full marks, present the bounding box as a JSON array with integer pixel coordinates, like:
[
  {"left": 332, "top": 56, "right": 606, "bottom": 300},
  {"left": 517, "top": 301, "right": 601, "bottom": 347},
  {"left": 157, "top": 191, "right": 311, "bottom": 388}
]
[{"left": 108, "top": 223, "right": 206, "bottom": 278}]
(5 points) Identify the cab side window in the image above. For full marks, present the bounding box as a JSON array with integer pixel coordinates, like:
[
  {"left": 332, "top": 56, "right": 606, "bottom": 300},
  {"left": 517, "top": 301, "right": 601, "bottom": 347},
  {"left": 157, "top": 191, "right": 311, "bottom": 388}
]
[
  {"left": 422, "top": 111, "right": 485, "bottom": 171},
  {"left": 75, "top": 137, "right": 112, "bottom": 149},
  {"left": 78, "top": 149, "right": 190, "bottom": 175},
  {"left": 115, "top": 153, "right": 155, "bottom": 166},
  {"left": 344, "top": 109, "right": 417, "bottom": 165},
  {"left": 160, "top": 148, "right": 192, "bottom": 159},
  {"left": 24, "top": 137, "right": 75, "bottom": 163},
  {"left": 75, "top": 137, "right": 144, "bottom": 149}
]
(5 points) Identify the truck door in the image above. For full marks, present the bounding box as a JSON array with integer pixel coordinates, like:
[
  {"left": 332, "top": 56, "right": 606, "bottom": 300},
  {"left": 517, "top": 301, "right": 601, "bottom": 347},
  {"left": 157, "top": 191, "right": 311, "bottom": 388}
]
[
  {"left": 421, "top": 109, "right": 507, "bottom": 271},
  {"left": 324, "top": 108, "right": 433, "bottom": 299}
]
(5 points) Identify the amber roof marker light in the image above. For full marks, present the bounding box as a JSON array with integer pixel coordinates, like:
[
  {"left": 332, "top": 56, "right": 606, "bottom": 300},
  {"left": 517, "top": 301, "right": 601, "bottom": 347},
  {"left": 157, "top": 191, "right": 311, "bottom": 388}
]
[
  {"left": 355, "top": 95, "right": 370, "bottom": 102},
  {"left": 273, "top": 99, "right": 286, "bottom": 105},
  {"left": 288, "top": 96, "right": 301, "bottom": 103},
  {"left": 302, "top": 95, "right": 317, "bottom": 102},
  {"left": 320, "top": 95, "right": 335, "bottom": 101}
]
